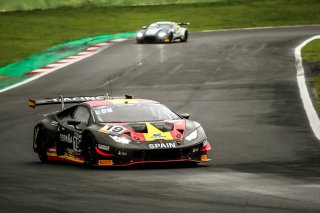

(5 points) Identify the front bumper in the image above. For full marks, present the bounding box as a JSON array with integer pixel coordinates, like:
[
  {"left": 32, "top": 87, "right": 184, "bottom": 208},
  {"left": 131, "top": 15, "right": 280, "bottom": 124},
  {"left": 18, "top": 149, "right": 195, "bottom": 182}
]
[
  {"left": 95, "top": 141, "right": 211, "bottom": 166},
  {"left": 137, "top": 35, "right": 171, "bottom": 43}
]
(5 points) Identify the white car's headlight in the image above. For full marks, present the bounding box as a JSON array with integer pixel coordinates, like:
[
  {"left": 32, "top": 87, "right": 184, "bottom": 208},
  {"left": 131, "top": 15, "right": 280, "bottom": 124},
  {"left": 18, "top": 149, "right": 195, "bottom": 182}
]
[
  {"left": 110, "top": 135, "right": 131, "bottom": 144},
  {"left": 158, "top": 32, "right": 167, "bottom": 38},
  {"left": 185, "top": 130, "right": 198, "bottom": 141},
  {"left": 136, "top": 32, "right": 144, "bottom": 38}
]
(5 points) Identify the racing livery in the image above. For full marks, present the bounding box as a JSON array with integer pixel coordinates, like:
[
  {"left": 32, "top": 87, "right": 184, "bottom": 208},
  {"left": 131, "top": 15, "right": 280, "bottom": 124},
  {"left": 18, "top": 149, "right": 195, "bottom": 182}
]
[
  {"left": 29, "top": 95, "right": 211, "bottom": 167},
  {"left": 136, "top": 21, "right": 189, "bottom": 43}
]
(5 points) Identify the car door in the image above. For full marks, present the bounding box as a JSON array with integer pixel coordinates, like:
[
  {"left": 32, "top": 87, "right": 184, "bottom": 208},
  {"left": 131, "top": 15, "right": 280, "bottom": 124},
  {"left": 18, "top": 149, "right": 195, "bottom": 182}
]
[
  {"left": 58, "top": 105, "right": 92, "bottom": 156},
  {"left": 172, "top": 24, "right": 180, "bottom": 38}
]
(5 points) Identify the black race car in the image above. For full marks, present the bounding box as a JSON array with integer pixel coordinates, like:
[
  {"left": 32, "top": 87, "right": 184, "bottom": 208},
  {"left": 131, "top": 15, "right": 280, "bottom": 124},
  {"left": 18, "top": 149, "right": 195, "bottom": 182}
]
[
  {"left": 136, "top": 21, "right": 189, "bottom": 43},
  {"left": 29, "top": 95, "right": 211, "bottom": 167}
]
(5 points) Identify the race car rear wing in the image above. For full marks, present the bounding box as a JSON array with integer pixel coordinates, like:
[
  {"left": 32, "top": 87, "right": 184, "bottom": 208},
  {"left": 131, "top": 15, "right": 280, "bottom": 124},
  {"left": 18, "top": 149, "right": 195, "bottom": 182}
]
[
  {"left": 177, "top": 22, "right": 190, "bottom": 26},
  {"left": 28, "top": 94, "right": 133, "bottom": 109}
]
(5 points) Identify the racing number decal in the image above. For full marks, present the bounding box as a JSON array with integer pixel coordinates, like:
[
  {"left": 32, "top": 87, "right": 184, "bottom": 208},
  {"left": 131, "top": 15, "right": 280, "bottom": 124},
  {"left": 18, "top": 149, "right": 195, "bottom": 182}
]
[{"left": 99, "top": 125, "right": 126, "bottom": 134}]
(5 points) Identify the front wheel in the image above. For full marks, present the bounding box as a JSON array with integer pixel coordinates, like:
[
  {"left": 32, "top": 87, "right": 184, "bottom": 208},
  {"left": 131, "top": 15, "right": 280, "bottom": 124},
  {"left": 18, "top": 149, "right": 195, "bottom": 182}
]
[
  {"left": 137, "top": 39, "right": 144, "bottom": 44},
  {"left": 83, "top": 135, "right": 98, "bottom": 167},
  {"left": 167, "top": 32, "right": 173, "bottom": 43},
  {"left": 181, "top": 31, "right": 188, "bottom": 42},
  {"left": 34, "top": 127, "right": 48, "bottom": 163}
]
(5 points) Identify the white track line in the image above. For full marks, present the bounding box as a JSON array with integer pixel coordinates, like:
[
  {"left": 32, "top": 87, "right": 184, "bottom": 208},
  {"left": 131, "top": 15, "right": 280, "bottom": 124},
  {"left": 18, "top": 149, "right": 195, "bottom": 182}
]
[
  {"left": 0, "top": 53, "right": 100, "bottom": 93},
  {"left": 0, "top": 38, "right": 132, "bottom": 93},
  {"left": 295, "top": 35, "right": 320, "bottom": 140}
]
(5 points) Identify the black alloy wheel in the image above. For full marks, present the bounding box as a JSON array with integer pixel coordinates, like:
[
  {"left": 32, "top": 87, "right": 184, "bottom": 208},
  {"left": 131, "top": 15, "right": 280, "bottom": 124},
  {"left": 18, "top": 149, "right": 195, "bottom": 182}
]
[{"left": 83, "top": 135, "right": 97, "bottom": 167}]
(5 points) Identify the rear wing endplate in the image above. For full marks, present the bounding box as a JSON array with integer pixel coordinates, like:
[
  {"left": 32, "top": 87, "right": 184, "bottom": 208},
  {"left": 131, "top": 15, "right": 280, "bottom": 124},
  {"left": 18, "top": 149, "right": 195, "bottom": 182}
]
[{"left": 28, "top": 94, "right": 133, "bottom": 109}]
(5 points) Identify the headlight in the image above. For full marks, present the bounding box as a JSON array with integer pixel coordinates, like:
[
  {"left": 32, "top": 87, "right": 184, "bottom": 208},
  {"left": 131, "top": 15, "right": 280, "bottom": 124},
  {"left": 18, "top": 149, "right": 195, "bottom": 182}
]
[
  {"left": 110, "top": 135, "right": 131, "bottom": 144},
  {"left": 185, "top": 130, "right": 198, "bottom": 141},
  {"left": 158, "top": 32, "right": 167, "bottom": 38},
  {"left": 136, "top": 32, "right": 143, "bottom": 38}
]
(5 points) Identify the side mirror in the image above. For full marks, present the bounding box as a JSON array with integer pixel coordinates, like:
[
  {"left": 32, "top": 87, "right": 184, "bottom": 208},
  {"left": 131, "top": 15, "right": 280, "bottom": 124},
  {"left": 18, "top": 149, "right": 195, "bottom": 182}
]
[
  {"left": 67, "top": 119, "right": 82, "bottom": 126},
  {"left": 142, "top": 26, "right": 147, "bottom": 29},
  {"left": 180, "top": 113, "right": 190, "bottom": 119}
]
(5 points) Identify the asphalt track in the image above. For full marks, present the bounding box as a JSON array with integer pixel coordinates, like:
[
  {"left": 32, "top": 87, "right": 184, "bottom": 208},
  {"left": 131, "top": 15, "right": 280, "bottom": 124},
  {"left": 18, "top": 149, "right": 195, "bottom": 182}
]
[{"left": 1, "top": 26, "right": 320, "bottom": 213}]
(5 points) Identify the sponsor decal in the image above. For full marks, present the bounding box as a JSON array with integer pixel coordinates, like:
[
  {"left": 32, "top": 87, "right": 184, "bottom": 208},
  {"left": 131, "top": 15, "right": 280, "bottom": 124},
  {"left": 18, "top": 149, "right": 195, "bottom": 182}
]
[
  {"left": 48, "top": 147, "right": 57, "bottom": 152},
  {"left": 95, "top": 108, "right": 113, "bottom": 115},
  {"left": 97, "top": 144, "right": 110, "bottom": 151},
  {"left": 201, "top": 155, "right": 208, "bottom": 161},
  {"left": 143, "top": 123, "right": 173, "bottom": 141},
  {"left": 67, "top": 148, "right": 80, "bottom": 156},
  {"left": 98, "top": 160, "right": 113, "bottom": 166},
  {"left": 151, "top": 133, "right": 166, "bottom": 139},
  {"left": 117, "top": 151, "right": 127, "bottom": 156},
  {"left": 110, "top": 100, "right": 138, "bottom": 105},
  {"left": 52, "top": 96, "right": 104, "bottom": 102},
  {"left": 51, "top": 120, "right": 58, "bottom": 127},
  {"left": 192, "top": 148, "right": 199, "bottom": 153},
  {"left": 149, "top": 142, "right": 176, "bottom": 149},
  {"left": 29, "top": 100, "right": 36, "bottom": 108},
  {"left": 99, "top": 124, "right": 126, "bottom": 134},
  {"left": 108, "top": 132, "right": 121, "bottom": 136},
  {"left": 133, "top": 136, "right": 140, "bottom": 141},
  {"left": 60, "top": 133, "right": 81, "bottom": 152}
]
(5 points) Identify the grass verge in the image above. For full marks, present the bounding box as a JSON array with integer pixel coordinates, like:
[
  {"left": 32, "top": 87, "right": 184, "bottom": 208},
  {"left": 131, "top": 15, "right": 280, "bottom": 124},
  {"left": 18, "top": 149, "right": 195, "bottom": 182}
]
[
  {"left": 302, "top": 39, "right": 320, "bottom": 109},
  {"left": 0, "top": 0, "right": 223, "bottom": 12},
  {"left": 0, "top": 0, "right": 320, "bottom": 68}
]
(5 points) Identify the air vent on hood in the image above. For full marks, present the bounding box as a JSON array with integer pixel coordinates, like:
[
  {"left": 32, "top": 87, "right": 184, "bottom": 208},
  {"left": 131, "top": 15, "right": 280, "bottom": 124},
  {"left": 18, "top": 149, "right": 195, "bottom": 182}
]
[
  {"left": 177, "top": 129, "right": 184, "bottom": 135},
  {"left": 152, "top": 122, "right": 174, "bottom": 132},
  {"left": 129, "top": 123, "right": 148, "bottom": 133}
]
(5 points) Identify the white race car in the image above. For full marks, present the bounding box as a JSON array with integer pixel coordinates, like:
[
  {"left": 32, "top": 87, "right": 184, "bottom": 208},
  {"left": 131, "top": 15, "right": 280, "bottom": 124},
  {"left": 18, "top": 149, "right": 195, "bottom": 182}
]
[{"left": 136, "top": 21, "right": 189, "bottom": 43}]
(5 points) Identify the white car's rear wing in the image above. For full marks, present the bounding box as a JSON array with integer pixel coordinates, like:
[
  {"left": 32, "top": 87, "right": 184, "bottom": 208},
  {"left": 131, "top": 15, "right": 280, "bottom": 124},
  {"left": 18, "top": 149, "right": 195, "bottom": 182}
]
[{"left": 177, "top": 22, "right": 190, "bottom": 26}]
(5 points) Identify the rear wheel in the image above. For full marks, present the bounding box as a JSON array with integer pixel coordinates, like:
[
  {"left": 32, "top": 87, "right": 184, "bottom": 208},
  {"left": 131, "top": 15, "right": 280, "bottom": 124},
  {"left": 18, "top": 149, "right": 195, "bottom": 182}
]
[
  {"left": 34, "top": 127, "right": 48, "bottom": 163},
  {"left": 83, "top": 135, "right": 97, "bottom": 167},
  {"left": 168, "top": 32, "right": 173, "bottom": 43}
]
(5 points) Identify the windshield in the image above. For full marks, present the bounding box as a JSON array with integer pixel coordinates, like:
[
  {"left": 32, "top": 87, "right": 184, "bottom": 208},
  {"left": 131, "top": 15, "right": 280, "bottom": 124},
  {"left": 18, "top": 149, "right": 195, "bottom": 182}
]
[
  {"left": 148, "top": 23, "right": 173, "bottom": 30},
  {"left": 93, "top": 103, "right": 180, "bottom": 123}
]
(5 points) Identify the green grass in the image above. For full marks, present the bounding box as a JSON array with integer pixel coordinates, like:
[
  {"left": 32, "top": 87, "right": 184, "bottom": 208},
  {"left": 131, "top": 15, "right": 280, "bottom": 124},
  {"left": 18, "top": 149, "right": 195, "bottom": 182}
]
[
  {"left": 0, "top": 0, "right": 320, "bottom": 68},
  {"left": 302, "top": 39, "right": 320, "bottom": 62},
  {"left": 302, "top": 39, "right": 320, "bottom": 109},
  {"left": 0, "top": 0, "right": 223, "bottom": 12}
]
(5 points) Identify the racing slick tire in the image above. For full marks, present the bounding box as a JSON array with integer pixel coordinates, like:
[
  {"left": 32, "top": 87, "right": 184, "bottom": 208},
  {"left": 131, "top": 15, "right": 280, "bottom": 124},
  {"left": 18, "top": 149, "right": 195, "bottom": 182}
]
[
  {"left": 34, "top": 126, "right": 48, "bottom": 163},
  {"left": 137, "top": 39, "right": 144, "bottom": 44},
  {"left": 83, "top": 134, "right": 98, "bottom": 167},
  {"left": 181, "top": 31, "right": 188, "bottom": 42},
  {"left": 168, "top": 32, "right": 174, "bottom": 43}
]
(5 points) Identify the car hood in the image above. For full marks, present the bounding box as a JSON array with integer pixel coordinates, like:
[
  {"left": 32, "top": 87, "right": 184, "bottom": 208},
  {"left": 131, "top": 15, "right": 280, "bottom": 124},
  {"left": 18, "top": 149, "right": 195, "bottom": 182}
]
[
  {"left": 98, "top": 120, "right": 186, "bottom": 142},
  {"left": 145, "top": 28, "right": 167, "bottom": 36}
]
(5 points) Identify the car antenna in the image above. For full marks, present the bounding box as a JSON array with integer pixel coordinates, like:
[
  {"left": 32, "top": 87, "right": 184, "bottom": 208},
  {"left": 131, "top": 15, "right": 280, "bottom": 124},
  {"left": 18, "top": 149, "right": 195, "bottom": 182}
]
[
  {"left": 59, "top": 95, "right": 65, "bottom": 110},
  {"left": 104, "top": 72, "right": 113, "bottom": 100}
]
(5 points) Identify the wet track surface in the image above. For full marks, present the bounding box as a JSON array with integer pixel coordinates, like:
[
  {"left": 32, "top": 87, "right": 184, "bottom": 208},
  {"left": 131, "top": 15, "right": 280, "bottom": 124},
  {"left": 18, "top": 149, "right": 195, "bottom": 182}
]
[{"left": 1, "top": 26, "right": 320, "bottom": 212}]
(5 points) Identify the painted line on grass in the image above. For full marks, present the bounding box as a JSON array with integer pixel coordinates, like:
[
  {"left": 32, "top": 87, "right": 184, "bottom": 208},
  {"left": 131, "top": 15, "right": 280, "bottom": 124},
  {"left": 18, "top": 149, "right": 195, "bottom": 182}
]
[
  {"left": 0, "top": 38, "right": 132, "bottom": 93},
  {"left": 295, "top": 35, "right": 320, "bottom": 140}
]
